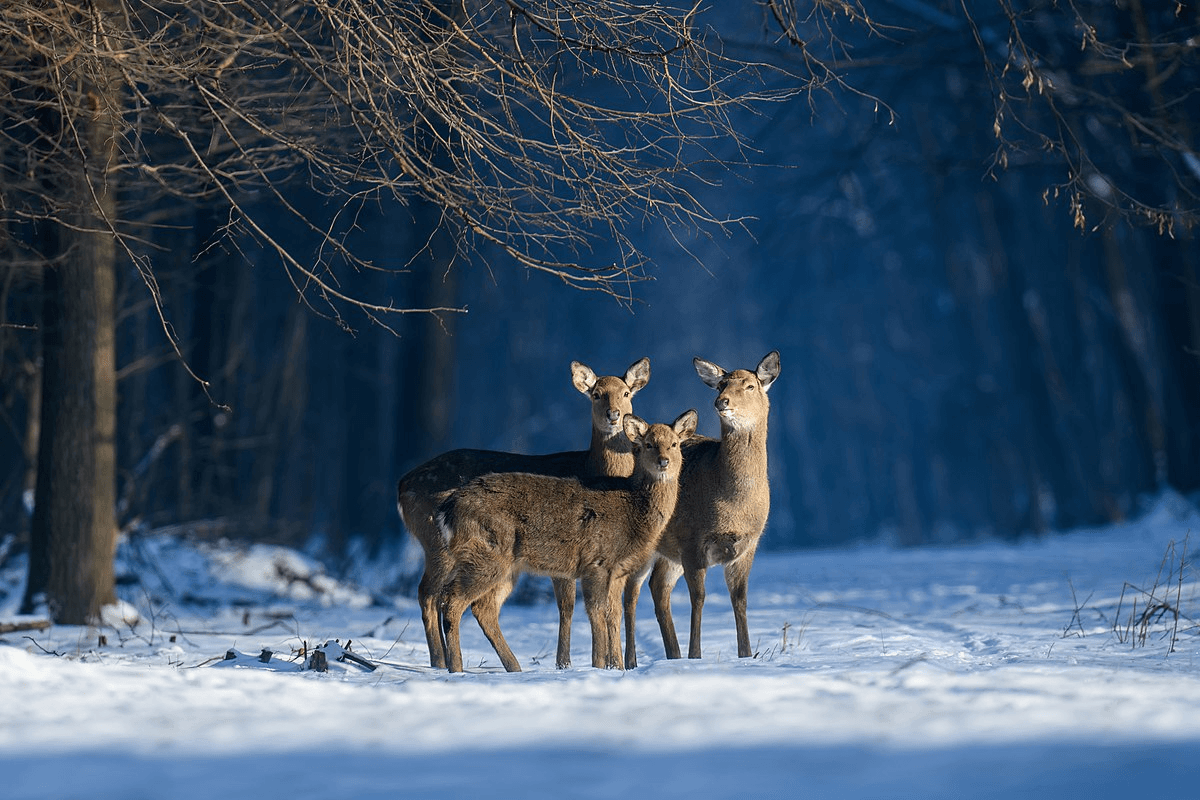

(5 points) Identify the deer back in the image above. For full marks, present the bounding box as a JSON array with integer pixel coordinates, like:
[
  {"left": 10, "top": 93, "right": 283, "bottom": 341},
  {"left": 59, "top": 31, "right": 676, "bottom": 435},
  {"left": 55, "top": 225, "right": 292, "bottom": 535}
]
[
  {"left": 397, "top": 357, "right": 652, "bottom": 550},
  {"left": 439, "top": 411, "right": 696, "bottom": 580}
]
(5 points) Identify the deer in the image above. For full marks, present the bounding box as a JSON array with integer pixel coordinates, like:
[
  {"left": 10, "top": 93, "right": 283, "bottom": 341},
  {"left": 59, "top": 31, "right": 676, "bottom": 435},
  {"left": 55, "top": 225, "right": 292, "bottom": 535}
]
[
  {"left": 623, "top": 350, "right": 780, "bottom": 668},
  {"left": 396, "top": 358, "right": 650, "bottom": 670},
  {"left": 436, "top": 409, "right": 697, "bottom": 673}
]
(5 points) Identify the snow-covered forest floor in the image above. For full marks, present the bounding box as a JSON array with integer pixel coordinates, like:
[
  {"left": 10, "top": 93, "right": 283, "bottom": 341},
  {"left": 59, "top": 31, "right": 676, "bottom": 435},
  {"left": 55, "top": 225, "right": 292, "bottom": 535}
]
[{"left": 3, "top": 493, "right": 1200, "bottom": 799}]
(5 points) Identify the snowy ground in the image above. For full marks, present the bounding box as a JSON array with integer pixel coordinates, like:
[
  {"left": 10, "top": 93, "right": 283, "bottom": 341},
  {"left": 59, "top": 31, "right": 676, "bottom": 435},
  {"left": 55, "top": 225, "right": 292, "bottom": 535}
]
[{"left": 2, "top": 493, "right": 1199, "bottom": 799}]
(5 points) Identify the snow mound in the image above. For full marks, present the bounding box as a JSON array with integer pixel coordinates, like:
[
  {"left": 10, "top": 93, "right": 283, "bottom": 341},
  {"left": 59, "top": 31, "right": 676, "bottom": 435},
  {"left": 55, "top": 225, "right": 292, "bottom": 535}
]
[
  {"left": 203, "top": 542, "right": 373, "bottom": 608},
  {"left": 99, "top": 599, "right": 141, "bottom": 628}
]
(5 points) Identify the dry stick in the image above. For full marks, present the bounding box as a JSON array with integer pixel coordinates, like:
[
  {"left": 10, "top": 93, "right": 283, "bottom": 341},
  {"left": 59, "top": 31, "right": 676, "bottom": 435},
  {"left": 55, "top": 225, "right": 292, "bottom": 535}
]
[
  {"left": 1169, "top": 535, "right": 1187, "bottom": 653},
  {"left": 0, "top": 620, "right": 51, "bottom": 634},
  {"left": 377, "top": 619, "right": 410, "bottom": 662},
  {"left": 1131, "top": 595, "right": 1140, "bottom": 648},
  {"left": 1110, "top": 536, "right": 1198, "bottom": 652},
  {"left": 22, "top": 635, "right": 62, "bottom": 656},
  {"left": 1113, "top": 581, "right": 1132, "bottom": 644},
  {"left": 1062, "top": 576, "right": 1093, "bottom": 638},
  {"left": 337, "top": 648, "right": 377, "bottom": 672},
  {"left": 1142, "top": 540, "right": 1175, "bottom": 645},
  {"left": 1133, "top": 540, "right": 1180, "bottom": 649},
  {"left": 369, "top": 659, "right": 446, "bottom": 674}
]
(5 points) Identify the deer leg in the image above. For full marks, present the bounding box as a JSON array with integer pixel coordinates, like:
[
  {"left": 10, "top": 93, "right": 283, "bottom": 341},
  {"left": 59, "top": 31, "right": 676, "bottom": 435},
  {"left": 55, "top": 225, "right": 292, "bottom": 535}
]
[
  {"left": 471, "top": 576, "right": 520, "bottom": 672},
  {"left": 724, "top": 552, "right": 757, "bottom": 658},
  {"left": 441, "top": 544, "right": 511, "bottom": 673},
  {"left": 622, "top": 564, "right": 650, "bottom": 669},
  {"left": 604, "top": 577, "right": 624, "bottom": 669},
  {"left": 649, "top": 558, "right": 684, "bottom": 659},
  {"left": 683, "top": 564, "right": 708, "bottom": 659},
  {"left": 419, "top": 552, "right": 448, "bottom": 669},
  {"left": 439, "top": 586, "right": 469, "bottom": 674},
  {"left": 581, "top": 571, "right": 611, "bottom": 669},
  {"left": 552, "top": 577, "right": 575, "bottom": 669}
]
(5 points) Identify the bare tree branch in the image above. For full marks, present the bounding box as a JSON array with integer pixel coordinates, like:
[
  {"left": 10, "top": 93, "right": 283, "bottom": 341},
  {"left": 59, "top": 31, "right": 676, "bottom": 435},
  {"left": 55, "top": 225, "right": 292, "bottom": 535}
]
[{"left": 1, "top": 0, "right": 798, "bottom": 325}]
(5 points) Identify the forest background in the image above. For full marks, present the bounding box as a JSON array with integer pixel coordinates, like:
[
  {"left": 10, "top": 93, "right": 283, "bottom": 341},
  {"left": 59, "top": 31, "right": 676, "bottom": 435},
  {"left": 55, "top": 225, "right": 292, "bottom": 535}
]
[{"left": 1, "top": 1, "right": 1198, "bottom": 622}]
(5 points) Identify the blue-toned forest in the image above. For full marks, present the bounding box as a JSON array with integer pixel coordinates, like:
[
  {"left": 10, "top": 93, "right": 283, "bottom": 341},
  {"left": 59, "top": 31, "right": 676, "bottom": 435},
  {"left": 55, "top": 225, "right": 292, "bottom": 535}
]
[{"left": 1, "top": 1, "right": 1197, "bottom": 606}]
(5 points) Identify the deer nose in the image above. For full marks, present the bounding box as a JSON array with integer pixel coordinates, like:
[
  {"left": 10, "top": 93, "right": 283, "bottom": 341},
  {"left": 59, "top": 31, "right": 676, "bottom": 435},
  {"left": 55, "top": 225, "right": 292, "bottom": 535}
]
[
  {"left": 607, "top": 409, "right": 621, "bottom": 423},
  {"left": 657, "top": 457, "right": 670, "bottom": 469},
  {"left": 715, "top": 396, "right": 729, "bottom": 411}
]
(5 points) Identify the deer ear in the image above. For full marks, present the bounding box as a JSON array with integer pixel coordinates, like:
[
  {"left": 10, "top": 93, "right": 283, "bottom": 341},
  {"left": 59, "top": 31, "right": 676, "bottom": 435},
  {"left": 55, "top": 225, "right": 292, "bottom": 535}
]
[
  {"left": 756, "top": 350, "right": 781, "bottom": 392},
  {"left": 673, "top": 409, "right": 698, "bottom": 438},
  {"left": 623, "top": 414, "right": 648, "bottom": 443},
  {"left": 693, "top": 357, "right": 726, "bottom": 389},
  {"left": 624, "top": 357, "right": 651, "bottom": 395},
  {"left": 571, "top": 361, "right": 598, "bottom": 394}
]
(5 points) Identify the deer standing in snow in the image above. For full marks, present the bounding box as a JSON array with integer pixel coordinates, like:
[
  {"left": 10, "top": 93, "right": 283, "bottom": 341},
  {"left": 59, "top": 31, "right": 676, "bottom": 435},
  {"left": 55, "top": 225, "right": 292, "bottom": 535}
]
[
  {"left": 437, "top": 410, "right": 697, "bottom": 672},
  {"left": 396, "top": 358, "right": 650, "bottom": 669},
  {"left": 623, "top": 351, "right": 780, "bottom": 666}
]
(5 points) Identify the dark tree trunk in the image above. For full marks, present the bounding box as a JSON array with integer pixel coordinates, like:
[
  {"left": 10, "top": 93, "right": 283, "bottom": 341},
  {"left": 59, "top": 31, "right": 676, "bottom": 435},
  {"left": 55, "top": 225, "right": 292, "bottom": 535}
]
[
  {"left": 24, "top": 216, "right": 118, "bottom": 621},
  {"left": 21, "top": 18, "right": 120, "bottom": 623}
]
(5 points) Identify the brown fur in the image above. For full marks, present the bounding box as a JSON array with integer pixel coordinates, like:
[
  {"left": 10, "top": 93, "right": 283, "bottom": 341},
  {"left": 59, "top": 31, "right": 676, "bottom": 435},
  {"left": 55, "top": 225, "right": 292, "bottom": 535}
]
[
  {"left": 623, "top": 351, "right": 780, "bottom": 666},
  {"left": 437, "top": 410, "right": 698, "bottom": 672},
  {"left": 396, "top": 358, "right": 650, "bottom": 669}
]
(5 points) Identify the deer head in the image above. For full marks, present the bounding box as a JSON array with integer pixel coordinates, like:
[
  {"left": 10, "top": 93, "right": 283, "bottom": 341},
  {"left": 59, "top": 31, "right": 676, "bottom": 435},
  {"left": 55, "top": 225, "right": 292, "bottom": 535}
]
[
  {"left": 693, "top": 351, "right": 780, "bottom": 433},
  {"left": 572, "top": 357, "right": 651, "bottom": 438},
  {"left": 624, "top": 409, "right": 697, "bottom": 481}
]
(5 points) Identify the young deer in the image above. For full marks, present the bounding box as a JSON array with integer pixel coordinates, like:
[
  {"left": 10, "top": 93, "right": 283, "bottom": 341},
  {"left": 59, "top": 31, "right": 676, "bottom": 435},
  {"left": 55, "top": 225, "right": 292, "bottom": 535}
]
[
  {"left": 437, "top": 410, "right": 698, "bottom": 673},
  {"left": 396, "top": 358, "right": 650, "bottom": 670},
  {"left": 623, "top": 351, "right": 780, "bottom": 667}
]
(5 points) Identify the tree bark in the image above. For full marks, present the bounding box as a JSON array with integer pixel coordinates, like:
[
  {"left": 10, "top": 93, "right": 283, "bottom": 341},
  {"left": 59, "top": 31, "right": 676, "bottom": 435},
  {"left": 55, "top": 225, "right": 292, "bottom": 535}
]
[
  {"left": 21, "top": 12, "right": 120, "bottom": 623},
  {"left": 24, "top": 216, "right": 118, "bottom": 621}
]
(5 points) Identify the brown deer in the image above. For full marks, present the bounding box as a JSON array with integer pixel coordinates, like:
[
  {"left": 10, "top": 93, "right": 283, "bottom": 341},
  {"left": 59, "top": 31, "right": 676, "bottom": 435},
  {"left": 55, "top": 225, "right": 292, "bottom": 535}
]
[
  {"left": 396, "top": 358, "right": 650, "bottom": 669},
  {"left": 623, "top": 351, "right": 780, "bottom": 667},
  {"left": 437, "top": 410, "right": 697, "bottom": 673}
]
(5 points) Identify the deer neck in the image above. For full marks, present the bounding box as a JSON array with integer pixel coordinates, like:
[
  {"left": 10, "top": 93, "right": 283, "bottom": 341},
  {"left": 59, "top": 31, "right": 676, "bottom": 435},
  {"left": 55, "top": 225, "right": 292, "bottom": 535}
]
[
  {"left": 717, "top": 417, "right": 769, "bottom": 485},
  {"left": 631, "top": 468, "right": 681, "bottom": 532},
  {"left": 585, "top": 425, "right": 635, "bottom": 478}
]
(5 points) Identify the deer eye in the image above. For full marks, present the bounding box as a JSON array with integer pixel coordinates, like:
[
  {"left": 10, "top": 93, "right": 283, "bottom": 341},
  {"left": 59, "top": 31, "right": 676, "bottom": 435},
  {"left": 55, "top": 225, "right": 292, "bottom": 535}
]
[
  {"left": 592, "top": 391, "right": 600, "bottom": 400},
  {"left": 746, "top": 383, "right": 756, "bottom": 391},
  {"left": 623, "top": 390, "right": 630, "bottom": 397}
]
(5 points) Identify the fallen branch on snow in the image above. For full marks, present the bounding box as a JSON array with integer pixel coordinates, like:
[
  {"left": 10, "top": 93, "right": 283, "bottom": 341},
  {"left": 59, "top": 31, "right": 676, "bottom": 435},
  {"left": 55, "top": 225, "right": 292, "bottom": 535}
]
[{"left": 0, "top": 619, "right": 51, "bottom": 635}]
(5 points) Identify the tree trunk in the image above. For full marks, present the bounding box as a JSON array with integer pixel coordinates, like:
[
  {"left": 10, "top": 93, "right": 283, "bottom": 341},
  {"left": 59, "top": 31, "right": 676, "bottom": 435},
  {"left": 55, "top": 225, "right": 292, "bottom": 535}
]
[{"left": 21, "top": 15, "right": 120, "bottom": 623}]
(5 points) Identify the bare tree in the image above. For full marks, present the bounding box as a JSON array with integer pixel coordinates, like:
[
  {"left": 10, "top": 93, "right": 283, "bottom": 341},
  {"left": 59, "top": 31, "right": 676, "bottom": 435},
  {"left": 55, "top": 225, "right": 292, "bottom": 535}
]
[
  {"left": 967, "top": 0, "right": 1198, "bottom": 234},
  {"left": 5, "top": 0, "right": 123, "bottom": 621},
  {"left": 0, "top": 1, "right": 791, "bottom": 621},
  {"left": 764, "top": 0, "right": 1199, "bottom": 233}
]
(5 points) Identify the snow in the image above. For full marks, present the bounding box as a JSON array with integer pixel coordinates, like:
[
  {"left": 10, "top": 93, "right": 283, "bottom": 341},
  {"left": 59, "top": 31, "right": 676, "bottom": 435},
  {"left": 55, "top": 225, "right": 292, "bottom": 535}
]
[{"left": 2, "top": 493, "right": 1199, "bottom": 799}]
